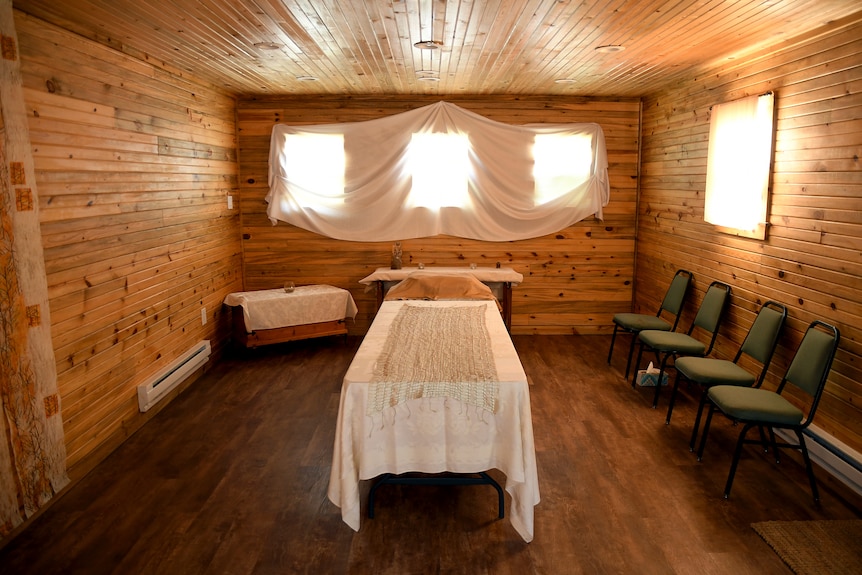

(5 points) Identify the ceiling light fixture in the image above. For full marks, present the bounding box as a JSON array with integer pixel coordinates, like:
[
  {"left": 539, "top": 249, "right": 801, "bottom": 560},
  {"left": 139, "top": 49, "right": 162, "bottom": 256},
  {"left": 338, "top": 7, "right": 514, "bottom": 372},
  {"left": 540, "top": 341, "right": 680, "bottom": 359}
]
[
  {"left": 413, "top": 0, "right": 441, "bottom": 50},
  {"left": 253, "top": 42, "right": 282, "bottom": 50},
  {"left": 295, "top": 75, "right": 318, "bottom": 81},
  {"left": 414, "top": 0, "right": 442, "bottom": 80},
  {"left": 554, "top": 78, "right": 576, "bottom": 84},
  {"left": 595, "top": 45, "right": 625, "bottom": 53},
  {"left": 413, "top": 40, "right": 441, "bottom": 50}
]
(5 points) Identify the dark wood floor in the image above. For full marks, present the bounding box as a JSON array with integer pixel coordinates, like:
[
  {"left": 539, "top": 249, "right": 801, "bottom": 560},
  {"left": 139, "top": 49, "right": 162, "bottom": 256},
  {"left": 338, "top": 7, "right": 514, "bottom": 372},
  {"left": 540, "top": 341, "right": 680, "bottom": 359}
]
[{"left": 2, "top": 335, "right": 860, "bottom": 574}]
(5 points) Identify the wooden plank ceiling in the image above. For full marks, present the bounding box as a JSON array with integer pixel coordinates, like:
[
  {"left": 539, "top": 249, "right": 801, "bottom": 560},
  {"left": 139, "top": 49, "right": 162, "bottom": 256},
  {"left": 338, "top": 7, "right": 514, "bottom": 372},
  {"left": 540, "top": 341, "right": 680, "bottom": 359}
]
[{"left": 13, "top": 0, "right": 862, "bottom": 97}]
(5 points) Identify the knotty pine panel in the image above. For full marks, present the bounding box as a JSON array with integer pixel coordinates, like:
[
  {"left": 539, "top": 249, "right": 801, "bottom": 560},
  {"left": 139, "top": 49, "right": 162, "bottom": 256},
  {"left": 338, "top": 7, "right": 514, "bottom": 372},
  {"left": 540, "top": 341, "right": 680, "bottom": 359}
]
[
  {"left": 639, "top": 16, "right": 862, "bottom": 454},
  {"left": 236, "top": 95, "right": 640, "bottom": 335},
  {"left": 16, "top": 13, "right": 243, "bottom": 475}
]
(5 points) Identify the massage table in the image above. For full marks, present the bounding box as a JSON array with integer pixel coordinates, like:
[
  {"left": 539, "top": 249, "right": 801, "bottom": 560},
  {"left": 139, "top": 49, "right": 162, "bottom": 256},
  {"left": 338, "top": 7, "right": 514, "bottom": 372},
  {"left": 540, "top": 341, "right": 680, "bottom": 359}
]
[{"left": 327, "top": 295, "right": 540, "bottom": 542}]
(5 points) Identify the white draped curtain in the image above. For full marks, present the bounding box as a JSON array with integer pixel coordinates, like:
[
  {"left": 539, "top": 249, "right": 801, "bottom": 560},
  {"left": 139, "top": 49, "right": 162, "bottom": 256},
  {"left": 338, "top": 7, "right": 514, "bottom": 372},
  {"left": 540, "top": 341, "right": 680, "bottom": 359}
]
[{"left": 267, "top": 101, "right": 610, "bottom": 242}]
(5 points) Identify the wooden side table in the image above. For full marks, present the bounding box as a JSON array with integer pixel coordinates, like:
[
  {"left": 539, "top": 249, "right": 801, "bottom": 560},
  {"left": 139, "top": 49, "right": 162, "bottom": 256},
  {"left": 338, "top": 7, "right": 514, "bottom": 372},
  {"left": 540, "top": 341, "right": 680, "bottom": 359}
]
[{"left": 224, "top": 285, "right": 358, "bottom": 348}]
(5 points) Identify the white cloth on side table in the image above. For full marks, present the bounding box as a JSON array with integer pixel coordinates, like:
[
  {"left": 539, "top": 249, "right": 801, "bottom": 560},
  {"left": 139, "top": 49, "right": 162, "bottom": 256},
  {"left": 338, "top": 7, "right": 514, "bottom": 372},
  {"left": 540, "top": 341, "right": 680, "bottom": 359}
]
[{"left": 223, "top": 285, "right": 358, "bottom": 333}]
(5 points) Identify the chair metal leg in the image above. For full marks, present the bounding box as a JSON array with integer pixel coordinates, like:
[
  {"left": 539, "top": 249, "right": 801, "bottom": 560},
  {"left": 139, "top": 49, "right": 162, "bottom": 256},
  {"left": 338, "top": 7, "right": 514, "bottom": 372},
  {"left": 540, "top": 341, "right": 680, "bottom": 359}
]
[
  {"left": 724, "top": 423, "right": 755, "bottom": 499},
  {"left": 624, "top": 333, "right": 637, "bottom": 379},
  {"left": 767, "top": 426, "right": 781, "bottom": 463},
  {"left": 607, "top": 324, "right": 619, "bottom": 364},
  {"left": 652, "top": 355, "right": 671, "bottom": 409},
  {"left": 756, "top": 425, "right": 770, "bottom": 453},
  {"left": 689, "top": 392, "right": 709, "bottom": 451},
  {"left": 795, "top": 430, "right": 820, "bottom": 503},
  {"left": 631, "top": 341, "right": 645, "bottom": 388},
  {"left": 666, "top": 372, "right": 683, "bottom": 424},
  {"left": 696, "top": 403, "right": 717, "bottom": 461}
]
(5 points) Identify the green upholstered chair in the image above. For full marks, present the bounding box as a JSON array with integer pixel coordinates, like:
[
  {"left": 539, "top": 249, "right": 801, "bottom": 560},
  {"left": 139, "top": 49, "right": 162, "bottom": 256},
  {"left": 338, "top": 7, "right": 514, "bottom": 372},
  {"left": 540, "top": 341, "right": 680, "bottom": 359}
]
[
  {"left": 695, "top": 320, "right": 840, "bottom": 501},
  {"left": 608, "top": 269, "right": 693, "bottom": 378},
  {"left": 632, "top": 281, "right": 731, "bottom": 408},
  {"left": 667, "top": 300, "right": 787, "bottom": 433}
]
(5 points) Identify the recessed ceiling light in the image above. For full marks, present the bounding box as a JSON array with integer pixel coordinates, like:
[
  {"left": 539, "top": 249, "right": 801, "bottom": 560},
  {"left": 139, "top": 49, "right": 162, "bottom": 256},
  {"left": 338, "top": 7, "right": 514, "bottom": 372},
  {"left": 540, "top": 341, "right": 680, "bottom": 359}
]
[
  {"left": 416, "top": 69, "right": 438, "bottom": 76},
  {"left": 295, "top": 75, "right": 318, "bottom": 81},
  {"left": 413, "top": 40, "right": 442, "bottom": 50},
  {"left": 418, "top": 76, "right": 440, "bottom": 82},
  {"left": 554, "top": 78, "right": 576, "bottom": 84},
  {"left": 253, "top": 42, "right": 282, "bottom": 50},
  {"left": 595, "top": 45, "right": 625, "bottom": 53}
]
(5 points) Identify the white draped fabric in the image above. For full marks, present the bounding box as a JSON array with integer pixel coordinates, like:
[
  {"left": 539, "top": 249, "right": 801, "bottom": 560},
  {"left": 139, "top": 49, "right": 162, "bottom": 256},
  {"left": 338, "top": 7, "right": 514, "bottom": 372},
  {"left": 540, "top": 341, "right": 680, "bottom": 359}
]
[{"left": 267, "top": 101, "right": 609, "bottom": 242}]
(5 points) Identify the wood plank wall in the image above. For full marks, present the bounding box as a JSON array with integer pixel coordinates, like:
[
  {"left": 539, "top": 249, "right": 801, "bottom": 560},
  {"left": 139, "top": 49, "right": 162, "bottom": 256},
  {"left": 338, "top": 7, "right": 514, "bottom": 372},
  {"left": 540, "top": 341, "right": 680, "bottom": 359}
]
[
  {"left": 236, "top": 96, "right": 640, "bottom": 335},
  {"left": 639, "top": 16, "right": 862, "bottom": 454},
  {"left": 14, "top": 11, "right": 243, "bottom": 477}
]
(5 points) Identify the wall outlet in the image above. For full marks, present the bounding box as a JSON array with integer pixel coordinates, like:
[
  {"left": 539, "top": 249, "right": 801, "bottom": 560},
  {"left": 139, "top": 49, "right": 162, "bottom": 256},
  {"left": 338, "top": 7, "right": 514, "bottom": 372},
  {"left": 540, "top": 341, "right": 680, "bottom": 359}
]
[
  {"left": 227, "top": 195, "right": 233, "bottom": 209},
  {"left": 201, "top": 307, "right": 207, "bottom": 325}
]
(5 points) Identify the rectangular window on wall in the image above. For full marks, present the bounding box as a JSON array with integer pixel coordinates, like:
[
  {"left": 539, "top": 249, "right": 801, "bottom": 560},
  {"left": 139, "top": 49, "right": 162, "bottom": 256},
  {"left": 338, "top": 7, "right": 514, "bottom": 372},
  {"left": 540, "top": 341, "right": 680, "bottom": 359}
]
[
  {"left": 282, "top": 133, "right": 345, "bottom": 211},
  {"left": 532, "top": 133, "right": 594, "bottom": 206},
  {"left": 704, "top": 92, "right": 775, "bottom": 240},
  {"left": 407, "top": 132, "right": 470, "bottom": 209}
]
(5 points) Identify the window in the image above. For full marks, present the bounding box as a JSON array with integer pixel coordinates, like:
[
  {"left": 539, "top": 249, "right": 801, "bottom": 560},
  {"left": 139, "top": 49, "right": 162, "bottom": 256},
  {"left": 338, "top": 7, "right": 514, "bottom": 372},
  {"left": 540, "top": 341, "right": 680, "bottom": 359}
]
[
  {"left": 281, "top": 133, "right": 345, "bottom": 210},
  {"left": 704, "top": 92, "right": 774, "bottom": 240},
  {"left": 407, "top": 132, "right": 470, "bottom": 209},
  {"left": 532, "top": 133, "right": 594, "bottom": 205}
]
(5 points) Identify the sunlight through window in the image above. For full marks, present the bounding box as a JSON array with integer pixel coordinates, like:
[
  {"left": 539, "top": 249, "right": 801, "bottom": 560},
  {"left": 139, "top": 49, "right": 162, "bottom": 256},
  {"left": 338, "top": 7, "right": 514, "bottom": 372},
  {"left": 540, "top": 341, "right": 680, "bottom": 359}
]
[
  {"left": 407, "top": 132, "right": 470, "bottom": 209},
  {"left": 704, "top": 93, "right": 774, "bottom": 239},
  {"left": 533, "top": 134, "right": 594, "bottom": 205},
  {"left": 282, "top": 133, "right": 345, "bottom": 207}
]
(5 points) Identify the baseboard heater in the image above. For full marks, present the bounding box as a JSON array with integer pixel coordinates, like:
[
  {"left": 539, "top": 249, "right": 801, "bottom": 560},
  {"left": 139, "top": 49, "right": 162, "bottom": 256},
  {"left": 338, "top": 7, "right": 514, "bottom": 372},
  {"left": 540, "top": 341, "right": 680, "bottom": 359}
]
[
  {"left": 137, "top": 340, "right": 211, "bottom": 412},
  {"left": 775, "top": 424, "right": 862, "bottom": 498}
]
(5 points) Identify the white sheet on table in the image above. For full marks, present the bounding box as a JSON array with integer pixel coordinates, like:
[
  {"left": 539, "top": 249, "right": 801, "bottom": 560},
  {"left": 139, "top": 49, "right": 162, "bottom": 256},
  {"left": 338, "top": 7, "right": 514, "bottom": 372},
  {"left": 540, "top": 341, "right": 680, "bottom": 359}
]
[{"left": 327, "top": 300, "right": 540, "bottom": 542}]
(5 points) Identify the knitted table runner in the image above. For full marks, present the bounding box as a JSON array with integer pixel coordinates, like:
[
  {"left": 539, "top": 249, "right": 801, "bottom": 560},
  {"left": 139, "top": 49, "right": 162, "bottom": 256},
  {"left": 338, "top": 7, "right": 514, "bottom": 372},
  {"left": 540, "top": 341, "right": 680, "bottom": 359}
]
[{"left": 368, "top": 304, "right": 499, "bottom": 415}]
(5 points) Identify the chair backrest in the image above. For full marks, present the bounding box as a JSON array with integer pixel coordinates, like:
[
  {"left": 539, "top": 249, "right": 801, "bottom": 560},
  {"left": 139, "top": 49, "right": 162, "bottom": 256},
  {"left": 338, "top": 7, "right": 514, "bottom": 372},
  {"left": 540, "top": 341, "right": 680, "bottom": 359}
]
[
  {"left": 687, "top": 281, "right": 732, "bottom": 354},
  {"left": 658, "top": 269, "right": 693, "bottom": 330},
  {"left": 735, "top": 301, "right": 788, "bottom": 386},
  {"left": 779, "top": 320, "right": 840, "bottom": 425}
]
